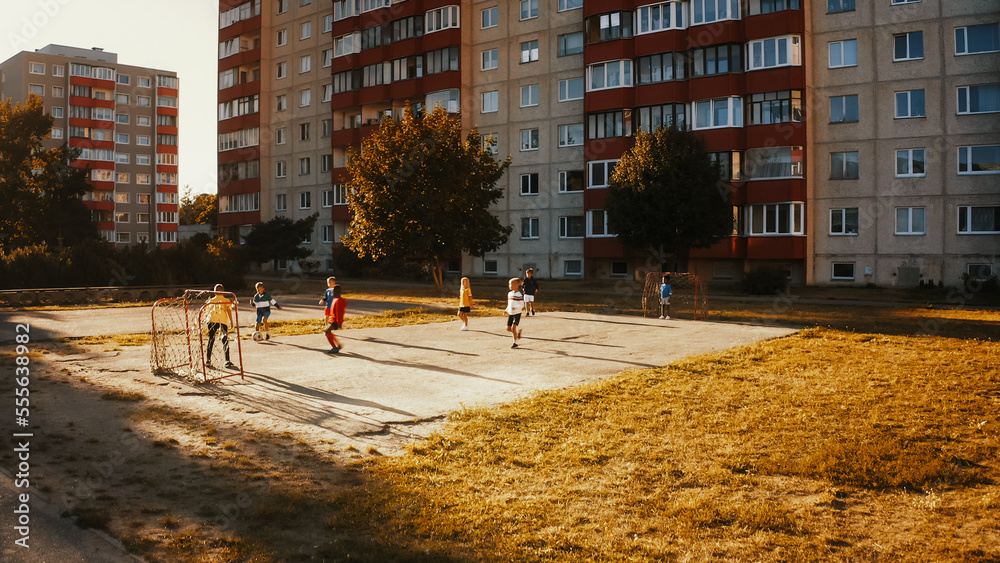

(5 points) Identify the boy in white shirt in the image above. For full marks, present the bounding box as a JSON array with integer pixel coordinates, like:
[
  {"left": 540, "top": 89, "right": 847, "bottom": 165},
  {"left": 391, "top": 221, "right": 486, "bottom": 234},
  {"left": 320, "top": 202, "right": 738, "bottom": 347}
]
[{"left": 505, "top": 277, "right": 525, "bottom": 348}]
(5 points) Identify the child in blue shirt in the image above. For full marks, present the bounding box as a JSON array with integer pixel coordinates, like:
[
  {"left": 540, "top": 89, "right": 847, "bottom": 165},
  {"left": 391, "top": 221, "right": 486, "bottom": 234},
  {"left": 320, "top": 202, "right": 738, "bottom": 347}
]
[{"left": 659, "top": 275, "right": 672, "bottom": 320}]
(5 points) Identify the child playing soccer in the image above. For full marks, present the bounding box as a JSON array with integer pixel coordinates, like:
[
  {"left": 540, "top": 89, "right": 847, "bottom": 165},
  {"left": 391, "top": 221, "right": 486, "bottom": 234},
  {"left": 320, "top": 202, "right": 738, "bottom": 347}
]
[
  {"left": 659, "top": 274, "right": 672, "bottom": 319},
  {"left": 206, "top": 284, "right": 237, "bottom": 369},
  {"left": 522, "top": 268, "right": 539, "bottom": 316},
  {"left": 458, "top": 277, "right": 473, "bottom": 331},
  {"left": 251, "top": 282, "right": 281, "bottom": 340},
  {"left": 505, "top": 277, "right": 524, "bottom": 348},
  {"left": 319, "top": 277, "right": 345, "bottom": 353}
]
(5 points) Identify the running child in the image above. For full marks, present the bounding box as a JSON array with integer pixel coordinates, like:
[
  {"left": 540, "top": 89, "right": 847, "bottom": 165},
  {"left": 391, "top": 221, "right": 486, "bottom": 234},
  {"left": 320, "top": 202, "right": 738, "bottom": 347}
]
[
  {"left": 251, "top": 281, "right": 281, "bottom": 340},
  {"left": 205, "top": 284, "right": 237, "bottom": 369},
  {"left": 505, "top": 277, "right": 524, "bottom": 348},
  {"left": 319, "top": 277, "right": 345, "bottom": 353}
]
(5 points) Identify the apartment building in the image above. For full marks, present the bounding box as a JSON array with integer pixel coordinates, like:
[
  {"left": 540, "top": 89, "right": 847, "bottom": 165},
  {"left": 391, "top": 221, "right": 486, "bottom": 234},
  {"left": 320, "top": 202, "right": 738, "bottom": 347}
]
[
  {"left": 1, "top": 44, "right": 180, "bottom": 247},
  {"left": 223, "top": 0, "right": 997, "bottom": 285},
  {"left": 810, "top": 0, "right": 1000, "bottom": 287},
  {"left": 218, "top": 0, "right": 338, "bottom": 271}
]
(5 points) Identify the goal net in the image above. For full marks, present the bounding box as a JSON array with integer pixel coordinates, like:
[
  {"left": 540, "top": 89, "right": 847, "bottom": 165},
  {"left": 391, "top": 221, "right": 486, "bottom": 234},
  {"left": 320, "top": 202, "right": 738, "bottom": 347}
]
[
  {"left": 642, "top": 272, "right": 707, "bottom": 320},
  {"left": 150, "top": 290, "right": 245, "bottom": 383}
]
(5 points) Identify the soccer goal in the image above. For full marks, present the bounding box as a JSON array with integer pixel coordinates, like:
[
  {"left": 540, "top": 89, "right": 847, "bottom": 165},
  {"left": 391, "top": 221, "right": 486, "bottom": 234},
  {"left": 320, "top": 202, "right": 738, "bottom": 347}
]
[
  {"left": 150, "top": 290, "right": 245, "bottom": 383},
  {"left": 642, "top": 272, "right": 707, "bottom": 320}
]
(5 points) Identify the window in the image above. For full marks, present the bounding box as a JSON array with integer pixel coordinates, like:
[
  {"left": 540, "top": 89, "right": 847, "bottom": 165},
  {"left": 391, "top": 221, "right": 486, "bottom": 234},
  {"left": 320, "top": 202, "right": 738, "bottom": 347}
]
[
  {"left": 690, "top": 44, "right": 743, "bottom": 77},
  {"left": 115, "top": 211, "right": 130, "bottom": 223},
  {"left": 829, "top": 39, "right": 858, "bottom": 68},
  {"left": 748, "top": 36, "right": 801, "bottom": 70},
  {"left": 52, "top": 128, "right": 63, "bottom": 139},
  {"left": 520, "top": 173, "right": 539, "bottom": 195},
  {"left": 585, "top": 11, "right": 633, "bottom": 43},
  {"left": 748, "top": 0, "right": 800, "bottom": 15},
  {"left": 747, "top": 91, "right": 802, "bottom": 125},
  {"left": 520, "top": 0, "right": 538, "bottom": 20},
  {"left": 276, "top": 161, "right": 287, "bottom": 178},
  {"left": 636, "top": 103, "right": 687, "bottom": 132},
  {"left": 137, "top": 135, "right": 151, "bottom": 146},
  {"left": 745, "top": 146, "right": 804, "bottom": 179},
  {"left": 136, "top": 174, "right": 151, "bottom": 184},
  {"left": 558, "top": 33, "right": 584, "bottom": 56},
  {"left": 426, "top": 47, "right": 460, "bottom": 73},
  {"left": 392, "top": 55, "right": 423, "bottom": 81},
  {"left": 559, "top": 0, "right": 583, "bottom": 11},
  {"left": 588, "top": 60, "right": 633, "bottom": 90},
  {"left": 588, "top": 160, "right": 617, "bottom": 188},
  {"left": 891, "top": 0, "right": 920, "bottom": 4},
  {"left": 52, "top": 86, "right": 64, "bottom": 98},
  {"left": 830, "top": 151, "right": 859, "bottom": 180},
  {"left": 53, "top": 65, "right": 64, "bottom": 77},
  {"left": 637, "top": 51, "right": 687, "bottom": 84},
  {"left": 277, "top": 0, "right": 287, "bottom": 13},
  {"left": 276, "top": 128, "right": 286, "bottom": 145},
  {"left": 300, "top": 55, "right": 311, "bottom": 73},
  {"left": 482, "top": 49, "right": 498, "bottom": 70},
  {"left": 301, "top": 21, "right": 312, "bottom": 40},
  {"left": 300, "top": 89, "right": 311, "bottom": 107},
  {"left": 895, "top": 207, "right": 926, "bottom": 235},
  {"left": 895, "top": 90, "right": 925, "bottom": 118},
  {"left": 137, "top": 96, "right": 151, "bottom": 107},
  {"left": 745, "top": 202, "right": 805, "bottom": 235},
  {"left": 482, "top": 6, "right": 498, "bottom": 29},
  {"left": 588, "top": 209, "right": 615, "bottom": 237},
  {"left": 137, "top": 213, "right": 150, "bottom": 224},
  {"left": 520, "top": 40, "right": 539, "bottom": 63},
  {"left": 693, "top": 97, "right": 742, "bottom": 129},
  {"left": 137, "top": 155, "right": 151, "bottom": 165},
  {"left": 482, "top": 133, "right": 499, "bottom": 154},
  {"left": 588, "top": 110, "right": 630, "bottom": 139},
  {"left": 520, "top": 84, "right": 539, "bottom": 107},
  {"left": 559, "top": 216, "right": 585, "bottom": 238},
  {"left": 565, "top": 260, "right": 582, "bottom": 276},
  {"left": 830, "top": 208, "right": 859, "bottom": 235},
  {"left": 520, "top": 217, "right": 540, "bottom": 239},
  {"left": 636, "top": 2, "right": 686, "bottom": 34},
  {"left": 558, "top": 78, "right": 584, "bottom": 101},
  {"left": 520, "top": 128, "right": 539, "bottom": 151},
  {"left": 277, "top": 62, "right": 287, "bottom": 79},
  {"left": 299, "top": 158, "right": 311, "bottom": 176},
  {"left": 558, "top": 124, "right": 584, "bottom": 147},
  {"left": 484, "top": 260, "right": 498, "bottom": 275},
  {"left": 426, "top": 5, "right": 460, "bottom": 34},
  {"left": 956, "top": 23, "right": 1000, "bottom": 55},
  {"left": 335, "top": 33, "right": 358, "bottom": 57},
  {"left": 28, "top": 84, "right": 44, "bottom": 96},
  {"left": 958, "top": 84, "right": 1000, "bottom": 114},
  {"left": 896, "top": 149, "right": 925, "bottom": 177},
  {"left": 115, "top": 133, "right": 129, "bottom": 144},
  {"left": 482, "top": 90, "right": 499, "bottom": 113},
  {"left": 830, "top": 95, "right": 859, "bottom": 123},
  {"left": 115, "top": 113, "right": 127, "bottom": 124},
  {"left": 958, "top": 207, "right": 1000, "bottom": 234},
  {"left": 967, "top": 264, "right": 994, "bottom": 280},
  {"left": 710, "top": 151, "right": 744, "bottom": 182},
  {"left": 277, "top": 29, "right": 287, "bottom": 46},
  {"left": 894, "top": 31, "right": 924, "bottom": 61},
  {"left": 300, "top": 122, "right": 310, "bottom": 141},
  {"left": 958, "top": 145, "right": 1000, "bottom": 174},
  {"left": 300, "top": 191, "right": 312, "bottom": 209},
  {"left": 558, "top": 170, "right": 584, "bottom": 192},
  {"left": 692, "top": 0, "right": 740, "bottom": 24},
  {"left": 832, "top": 263, "right": 855, "bottom": 281},
  {"left": 334, "top": 183, "right": 349, "bottom": 205},
  {"left": 29, "top": 62, "right": 44, "bottom": 74}
]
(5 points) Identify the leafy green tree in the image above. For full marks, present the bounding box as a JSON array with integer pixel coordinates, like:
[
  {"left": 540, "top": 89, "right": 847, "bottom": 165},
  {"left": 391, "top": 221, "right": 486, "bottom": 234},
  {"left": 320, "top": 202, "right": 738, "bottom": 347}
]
[
  {"left": 242, "top": 214, "right": 318, "bottom": 271},
  {"left": 0, "top": 95, "right": 97, "bottom": 250},
  {"left": 605, "top": 126, "right": 732, "bottom": 269},
  {"left": 179, "top": 187, "right": 219, "bottom": 226},
  {"left": 344, "top": 103, "right": 511, "bottom": 290}
]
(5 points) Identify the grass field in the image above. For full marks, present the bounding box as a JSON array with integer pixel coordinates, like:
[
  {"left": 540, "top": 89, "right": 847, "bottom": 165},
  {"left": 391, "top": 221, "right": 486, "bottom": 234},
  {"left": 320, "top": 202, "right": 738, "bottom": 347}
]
[{"left": 6, "top": 281, "right": 1000, "bottom": 562}]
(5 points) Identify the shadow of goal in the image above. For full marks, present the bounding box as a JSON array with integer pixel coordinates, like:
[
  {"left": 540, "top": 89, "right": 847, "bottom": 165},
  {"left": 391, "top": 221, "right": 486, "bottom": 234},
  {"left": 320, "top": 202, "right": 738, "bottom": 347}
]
[
  {"left": 150, "top": 290, "right": 245, "bottom": 383},
  {"left": 642, "top": 273, "right": 707, "bottom": 320}
]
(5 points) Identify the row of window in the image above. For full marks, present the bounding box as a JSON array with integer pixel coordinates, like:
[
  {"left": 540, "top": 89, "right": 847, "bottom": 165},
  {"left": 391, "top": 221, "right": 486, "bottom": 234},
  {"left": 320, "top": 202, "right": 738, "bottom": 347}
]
[
  {"left": 89, "top": 170, "right": 176, "bottom": 185},
  {"left": 828, "top": 23, "right": 999, "bottom": 70},
  {"left": 273, "top": 155, "right": 335, "bottom": 177},
  {"left": 829, "top": 206, "right": 1000, "bottom": 236},
  {"left": 29, "top": 60, "right": 174, "bottom": 88},
  {"left": 29, "top": 84, "right": 169, "bottom": 109},
  {"left": 825, "top": 146, "right": 1000, "bottom": 179},
  {"left": 331, "top": 46, "right": 459, "bottom": 92},
  {"left": 274, "top": 187, "right": 346, "bottom": 211},
  {"left": 827, "top": 262, "right": 995, "bottom": 283},
  {"left": 829, "top": 84, "right": 1000, "bottom": 123}
]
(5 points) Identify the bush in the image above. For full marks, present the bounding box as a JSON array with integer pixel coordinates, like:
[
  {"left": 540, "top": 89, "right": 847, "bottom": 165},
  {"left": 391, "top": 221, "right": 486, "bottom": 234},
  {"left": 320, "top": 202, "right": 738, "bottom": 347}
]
[
  {"left": 742, "top": 265, "right": 788, "bottom": 295},
  {"left": 0, "top": 244, "right": 64, "bottom": 289}
]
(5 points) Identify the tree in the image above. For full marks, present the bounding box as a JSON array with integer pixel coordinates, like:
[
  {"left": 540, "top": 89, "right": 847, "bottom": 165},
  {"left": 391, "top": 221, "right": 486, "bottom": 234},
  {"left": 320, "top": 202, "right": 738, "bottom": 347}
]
[
  {"left": 344, "top": 103, "right": 511, "bottom": 290},
  {"left": 0, "top": 94, "right": 97, "bottom": 250},
  {"left": 605, "top": 126, "right": 732, "bottom": 269},
  {"left": 242, "top": 214, "right": 318, "bottom": 270},
  {"left": 179, "top": 187, "right": 218, "bottom": 226}
]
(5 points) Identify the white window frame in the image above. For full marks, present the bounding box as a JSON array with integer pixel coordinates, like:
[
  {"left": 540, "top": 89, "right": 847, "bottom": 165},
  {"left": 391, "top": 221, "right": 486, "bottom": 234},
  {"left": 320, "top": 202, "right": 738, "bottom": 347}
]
[
  {"left": 828, "top": 39, "right": 858, "bottom": 68},
  {"left": 587, "top": 209, "right": 615, "bottom": 237},
  {"left": 520, "top": 40, "right": 539, "bottom": 63},
  {"left": 958, "top": 206, "right": 1000, "bottom": 234},
  {"left": 277, "top": 29, "right": 287, "bottom": 46},
  {"left": 831, "top": 263, "right": 855, "bottom": 281},
  {"left": 893, "top": 31, "right": 924, "bottom": 61},
  {"left": 301, "top": 21, "right": 312, "bottom": 40},
  {"left": 744, "top": 202, "right": 805, "bottom": 235},
  {"left": 482, "top": 90, "right": 499, "bottom": 113},
  {"left": 520, "top": 217, "right": 540, "bottom": 239},
  {"left": 957, "top": 84, "right": 1000, "bottom": 115},
  {"left": 955, "top": 23, "right": 1000, "bottom": 56},
  {"left": 895, "top": 89, "right": 925, "bottom": 118},
  {"left": 830, "top": 151, "right": 860, "bottom": 180},
  {"left": 829, "top": 208, "right": 859, "bottom": 235},
  {"left": 692, "top": 0, "right": 740, "bottom": 25},
  {"left": 895, "top": 148, "right": 926, "bottom": 177},
  {"left": 426, "top": 5, "right": 460, "bottom": 34},
  {"left": 692, "top": 96, "right": 743, "bottom": 130},
  {"left": 957, "top": 145, "right": 1000, "bottom": 175},
  {"left": 300, "top": 191, "right": 312, "bottom": 209},
  {"left": 559, "top": 77, "right": 584, "bottom": 101},
  {"left": 482, "top": 49, "right": 498, "bottom": 70},
  {"left": 520, "top": 173, "right": 539, "bottom": 195},
  {"left": 558, "top": 124, "right": 584, "bottom": 147},
  {"left": 520, "top": 84, "right": 539, "bottom": 108},
  {"left": 587, "top": 60, "right": 633, "bottom": 91},
  {"left": 895, "top": 207, "right": 926, "bottom": 235},
  {"left": 276, "top": 161, "right": 287, "bottom": 178},
  {"left": 300, "top": 55, "right": 312, "bottom": 74},
  {"left": 564, "top": 260, "right": 583, "bottom": 277},
  {"left": 588, "top": 159, "right": 617, "bottom": 188},
  {"left": 747, "top": 35, "right": 801, "bottom": 71},
  {"left": 482, "top": 7, "right": 499, "bottom": 29},
  {"left": 559, "top": 216, "right": 585, "bottom": 239},
  {"left": 520, "top": 0, "right": 538, "bottom": 21},
  {"left": 520, "top": 128, "right": 539, "bottom": 151}
]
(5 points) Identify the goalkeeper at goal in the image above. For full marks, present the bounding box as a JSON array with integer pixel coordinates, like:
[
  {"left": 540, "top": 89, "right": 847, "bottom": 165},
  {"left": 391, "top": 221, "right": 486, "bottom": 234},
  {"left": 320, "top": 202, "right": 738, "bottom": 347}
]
[{"left": 206, "top": 284, "right": 237, "bottom": 369}]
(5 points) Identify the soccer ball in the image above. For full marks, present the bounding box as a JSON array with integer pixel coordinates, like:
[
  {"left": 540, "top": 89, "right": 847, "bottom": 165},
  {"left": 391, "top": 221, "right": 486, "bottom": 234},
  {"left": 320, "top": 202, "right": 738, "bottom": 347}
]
[{"left": 252, "top": 331, "right": 264, "bottom": 342}]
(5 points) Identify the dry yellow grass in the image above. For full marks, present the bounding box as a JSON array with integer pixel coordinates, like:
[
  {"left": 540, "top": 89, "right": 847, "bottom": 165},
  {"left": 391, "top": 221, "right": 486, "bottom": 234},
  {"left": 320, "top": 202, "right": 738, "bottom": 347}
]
[{"left": 328, "top": 328, "right": 1000, "bottom": 562}]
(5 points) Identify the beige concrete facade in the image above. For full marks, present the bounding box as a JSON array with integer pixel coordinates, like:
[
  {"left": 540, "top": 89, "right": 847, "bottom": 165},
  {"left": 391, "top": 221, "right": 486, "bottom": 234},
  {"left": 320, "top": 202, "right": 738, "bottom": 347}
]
[
  {"left": 467, "top": 0, "right": 585, "bottom": 279},
  {"left": 810, "top": 0, "right": 1000, "bottom": 287}
]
